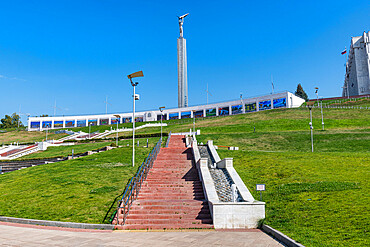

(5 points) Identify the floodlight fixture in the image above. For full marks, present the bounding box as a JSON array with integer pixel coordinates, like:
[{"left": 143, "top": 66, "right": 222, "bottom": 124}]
[
  {"left": 178, "top": 13, "right": 189, "bottom": 19},
  {"left": 127, "top": 71, "right": 144, "bottom": 79},
  {"left": 306, "top": 101, "right": 315, "bottom": 109},
  {"left": 127, "top": 71, "right": 144, "bottom": 86}
]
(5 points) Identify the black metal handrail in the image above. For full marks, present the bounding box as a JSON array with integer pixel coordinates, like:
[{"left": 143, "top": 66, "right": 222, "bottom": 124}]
[
  {"left": 115, "top": 137, "right": 162, "bottom": 225},
  {"left": 165, "top": 131, "right": 171, "bottom": 147}
]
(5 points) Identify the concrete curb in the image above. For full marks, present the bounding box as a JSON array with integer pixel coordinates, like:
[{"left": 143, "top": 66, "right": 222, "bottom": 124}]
[
  {"left": 261, "top": 224, "right": 305, "bottom": 247},
  {"left": 0, "top": 216, "right": 114, "bottom": 230}
]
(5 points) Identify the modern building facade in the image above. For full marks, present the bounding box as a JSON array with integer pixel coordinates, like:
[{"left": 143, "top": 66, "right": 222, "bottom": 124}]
[
  {"left": 28, "top": 91, "right": 305, "bottom": 131},
  {"left": 342, "top": 31, "right": 370, "bottom": 97}
]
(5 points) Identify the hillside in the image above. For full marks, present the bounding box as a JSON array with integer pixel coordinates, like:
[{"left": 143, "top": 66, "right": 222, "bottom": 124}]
[{"left": 0, "top": 107, "right": 369, "bottom": 246}]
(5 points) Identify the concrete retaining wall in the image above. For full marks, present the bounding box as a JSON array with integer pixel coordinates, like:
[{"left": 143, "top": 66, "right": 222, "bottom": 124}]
[{"left": 192, "top": 137, "right": 265, "bottom": 229}]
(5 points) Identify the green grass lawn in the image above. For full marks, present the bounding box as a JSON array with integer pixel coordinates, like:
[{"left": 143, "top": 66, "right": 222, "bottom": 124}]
[
  {"left": 20, "top": 137, "right": 160, "bottom": 160},
  {"left": 0, "top": 130, "right": 67, "bottom": 145},
  {"left": 307, "top": 96, "right": 370, "bottom": 107},
  {"left": 217, "top": 150, "right": 369, "bottom": 246},
  {"left": 0, "top": 143, "right": 157, "bottom": 224},
  {"left": 190, "top": 108, "right": 369, "bottom": 247}
]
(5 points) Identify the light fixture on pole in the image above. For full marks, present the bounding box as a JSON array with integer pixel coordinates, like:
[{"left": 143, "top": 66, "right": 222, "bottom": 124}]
[
  {"left": 45, "top": 123, "right": 50, "bottom": 141},
  {"left": 127, "top": 71, "right": 144, "bottom": 167},
  {"left": 114, "top": 115, "right": 121, "bottom": 147},
  {"left": 192, "top": 110, "right": 196, "bottom": 134},
  {"left": 315, "top": 87, "right": 324, "bottom": 131},
  {"left": 306, "top": 101, "right": 315, "bottom": 152},
  {"left": 88, "top": 122, "right": 92, "bottom": 139},
  {"left": 159, "top": 106, "right": 165, "bottom": 141}
]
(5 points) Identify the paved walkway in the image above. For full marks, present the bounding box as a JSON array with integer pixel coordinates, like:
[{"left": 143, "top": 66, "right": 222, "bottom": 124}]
[{"left": 0, "top": 222, "right": 283, "bottom": 246}]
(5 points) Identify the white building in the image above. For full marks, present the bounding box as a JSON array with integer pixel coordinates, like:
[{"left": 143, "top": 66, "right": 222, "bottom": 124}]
[
  {"left": 28, "top": 91, "right": 305, "bottom": 131},
  {"left": 343, "top": 31, "right": 370, "bottom": 97}
]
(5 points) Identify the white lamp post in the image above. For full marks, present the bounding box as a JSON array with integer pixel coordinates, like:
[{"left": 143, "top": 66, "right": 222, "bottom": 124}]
[
  {"left": 192, "top": 110, "right": 196, "bottom": 134},
  {"left": 127, "top": 71, "right": 144, "bottom": 167},
  {"left": 315, "top": 87, "right": 324, "bottom": 131},
  {"left": 307, "top": 101, "right": 315, "bottom": 152},
  {"left": 114, "top": 115, "right": 121, "bottom": 146},
  {"left": 88, "top": 122, "right": 92, "bottom": 139},
  {"left": 159, "top": 106, "right": 165, "bottom": 141},
  {"left": 45, "top": 123, "right": 50, "bottom": 141}
]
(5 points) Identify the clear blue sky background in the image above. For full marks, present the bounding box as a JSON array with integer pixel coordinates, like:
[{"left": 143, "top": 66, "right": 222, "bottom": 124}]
[{"left": 0, "top": 0, "right": 369, "bottom": 124}]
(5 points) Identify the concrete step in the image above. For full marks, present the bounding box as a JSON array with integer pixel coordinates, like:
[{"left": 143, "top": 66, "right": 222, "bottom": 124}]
[
  {"left": 139, "top": 188, "right": 205, "bottom": 193},
  {"left": 124, "top": 213, "right": 211, "bottom": 220},
  {"left": 123, "top": 218, "right": 213, "bottom": 225},
  {"left": 136, "top": 195, "right": 205, "bottom": 200},
  {"left": 127, "top": 208, "right": 211, "bottom": 215},
  {"left": 115, "top": 223, "right": 214, "bottom": 230},
  {"left": 132, "top": 199, "right": 208, "bottom": 206}
]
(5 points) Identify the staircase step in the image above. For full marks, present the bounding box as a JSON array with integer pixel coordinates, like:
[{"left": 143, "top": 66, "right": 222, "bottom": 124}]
[
  {"left": 124, "top": 218, "right": 213, "bottom": 225},
  {"left": 127, "top": 208, "right": 211, "bottom": 215},
  {"left": 115, "top": 223, "right": 214, "bottom": 230},
  {"left": 133, "top": 199, "right": 207, "bottom": 206},
  {"left": 124, "top": 213, "right": 211, "bottom": 220}
]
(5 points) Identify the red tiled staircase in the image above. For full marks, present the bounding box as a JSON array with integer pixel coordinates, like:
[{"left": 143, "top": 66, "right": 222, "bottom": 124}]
[{"left": 116, "top": 135, "right": 213, "bottom": 230}]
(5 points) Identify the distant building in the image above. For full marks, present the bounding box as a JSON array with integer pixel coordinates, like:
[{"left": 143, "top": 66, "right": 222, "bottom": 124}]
[
  {"left": 28, "top": 91, "right": 304, "bottom": 131},
  {"left": 342, "top": 31, "right": 370, "bottom": 97}
]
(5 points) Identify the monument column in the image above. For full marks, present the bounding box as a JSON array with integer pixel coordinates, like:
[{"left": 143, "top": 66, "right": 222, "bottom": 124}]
[{"left": 177, "top": 13, "right": 189, "bottom": 108}]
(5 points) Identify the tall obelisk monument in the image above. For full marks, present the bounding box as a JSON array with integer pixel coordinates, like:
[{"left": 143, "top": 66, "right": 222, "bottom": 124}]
[{"left": 177, "top": 13, "right": 189, "bottom": 108}]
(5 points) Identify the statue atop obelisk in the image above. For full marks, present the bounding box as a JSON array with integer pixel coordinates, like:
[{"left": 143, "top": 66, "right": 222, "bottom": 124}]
[{"left": 177, "top": 13, "right": 189, "bottom": 108}]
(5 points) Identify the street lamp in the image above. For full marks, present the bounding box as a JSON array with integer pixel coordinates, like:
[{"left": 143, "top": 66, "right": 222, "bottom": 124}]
[
  {"left": 306, "top": 101, "right": 315, "bottom": 152},
  {"left": 159, "top": 106, "right": 165, "bottom": 141},
  {"left": 88, "top": 122, "right": 92, "bottom": 139},
  {"left": 127, "top": 71, "right": 144, "bottom": 167},
  {"left": 315, "top": 87, "right": 324, "bottom": 131},
  {"left": 114, "top": 114, "right": 121, "bottom": 147},
  {"left": 45, "top": 123, "right": 50, "bottom": 141},
  {"left": 192, "top": 110, "right": 196, "bottom": 134},
  {"left": 342, "top": 84, "right": 350, "bottom": 100}
]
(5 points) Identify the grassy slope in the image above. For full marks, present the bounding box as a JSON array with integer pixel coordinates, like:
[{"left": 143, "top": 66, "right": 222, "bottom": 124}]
[
  {"left": 20, "top": 137, "right": 160, "bottom": 160},
  {"left": 125, "top": 107, "right": 369, "bottom": 246},
  {"left": 0, "top": 144, "right": 157, "bottom": 224},
  {"left": 0, "top": 130, "right": 67, "bottom": 144},
  {"left": 189, "top": 108, "right": 368, "bottom": 247},
  {"left": 218, "top": 150, "right": 369, "bottom": 246},
  {"left": 0, "top": 107, "right": 369, "bottom": 246}
]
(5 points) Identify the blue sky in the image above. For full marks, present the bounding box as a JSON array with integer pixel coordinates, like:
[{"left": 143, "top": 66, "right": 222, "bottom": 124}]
[{"left": 0, "top": 0, "right": 369, "bottom": 124}]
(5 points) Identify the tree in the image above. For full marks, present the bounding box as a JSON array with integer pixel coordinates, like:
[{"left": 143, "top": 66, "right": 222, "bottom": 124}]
[
  {"left": 0, "top": 113, "right": 23, "bottom": 129},
  {"left": 295, "top": 83, "right": 309, "bottom": 101},
  {"left": 39, "top": 114, "right": 49, "bottom": 117}
]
